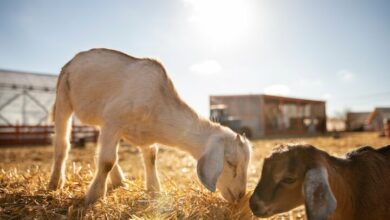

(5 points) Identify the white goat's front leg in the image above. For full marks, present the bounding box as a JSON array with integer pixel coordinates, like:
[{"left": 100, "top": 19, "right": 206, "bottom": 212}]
[
  {"left": 85, "top": 127, "right": 119, "bottom": 205},
  {"left": 110, "top": 162, "right": 128, "bottom": 189},
  {"left": 141, "top": 145, "right": 161, "bottom": 192}
]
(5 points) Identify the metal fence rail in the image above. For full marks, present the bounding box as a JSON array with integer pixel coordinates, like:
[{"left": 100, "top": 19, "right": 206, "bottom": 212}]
[{"left": 0, "top": 125, "right": 98, "bottom": 146}]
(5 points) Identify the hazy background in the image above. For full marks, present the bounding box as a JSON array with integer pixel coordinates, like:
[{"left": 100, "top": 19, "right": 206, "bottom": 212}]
[{"left": 1, "top": 0, "right": 389, "bottom": 117}]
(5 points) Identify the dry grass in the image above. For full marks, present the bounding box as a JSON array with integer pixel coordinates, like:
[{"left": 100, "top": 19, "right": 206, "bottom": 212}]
[{"left": 0, "top": 132, "right": 389, "bottom": 220}]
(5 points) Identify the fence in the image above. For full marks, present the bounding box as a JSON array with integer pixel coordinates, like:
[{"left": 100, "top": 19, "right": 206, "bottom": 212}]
[{"left": 0, "top": 125, "right": 98, "bottom": 146}]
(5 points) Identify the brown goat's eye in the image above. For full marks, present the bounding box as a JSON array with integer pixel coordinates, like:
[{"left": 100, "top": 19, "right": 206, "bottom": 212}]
[{"left": 281, "top": 177, "right": 296, "bottom": 184}]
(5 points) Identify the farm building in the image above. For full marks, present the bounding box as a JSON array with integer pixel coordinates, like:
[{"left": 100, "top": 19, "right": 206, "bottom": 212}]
[
  {"left": 0, "top": 69, "right": 57, "bottom": 125},
  {"left": 345, "top": 112, "right": 370, "bottom": 131},
  {"left": 210, "top": 94, "right": 326, "bottom": 139},
  {"left": 0, "top": 69, "right": 97, "bottom": 146},
  {"left": 367, "top": 107, "right": 390, "bottom": 131}
]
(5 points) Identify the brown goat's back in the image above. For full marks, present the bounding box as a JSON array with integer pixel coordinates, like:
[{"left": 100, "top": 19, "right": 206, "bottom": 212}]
[{"left": 340, "top": 145, "right": 390, "bottom": 220}]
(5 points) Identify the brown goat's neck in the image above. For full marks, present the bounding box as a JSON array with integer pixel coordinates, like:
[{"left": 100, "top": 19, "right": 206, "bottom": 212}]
[{"left": 324, "top": 155, "right": 356, "bottom": 220}]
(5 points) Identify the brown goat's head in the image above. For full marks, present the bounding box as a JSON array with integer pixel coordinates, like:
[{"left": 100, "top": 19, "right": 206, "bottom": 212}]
[{"left": 249, "top": 144, "right": 336, "bottom": 220}]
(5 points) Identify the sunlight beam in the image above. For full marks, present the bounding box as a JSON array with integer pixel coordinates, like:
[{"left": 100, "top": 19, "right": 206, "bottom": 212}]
[{"left": 184, "top": 0, "right": 254, "bottom": 46}]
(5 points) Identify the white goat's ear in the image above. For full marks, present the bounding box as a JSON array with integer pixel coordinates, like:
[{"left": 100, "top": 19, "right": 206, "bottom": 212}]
[
  {"left": 236, "top": 134, "right": 244, "bottom": 145},
  {"left": 303, "top": 167, "right": 337, "bottom": 220},
  {"left": 197, "top": 145, "right": 224, "bottom": 192}
]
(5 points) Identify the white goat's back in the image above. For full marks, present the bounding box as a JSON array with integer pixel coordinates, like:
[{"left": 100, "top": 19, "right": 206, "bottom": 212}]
[{"left": 62, "top": 49, "right": 173, "bottom": 126}]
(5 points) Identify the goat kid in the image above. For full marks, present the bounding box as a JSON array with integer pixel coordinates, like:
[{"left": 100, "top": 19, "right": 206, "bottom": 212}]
[
  {"left": 48, "top": 48, "right": 252, "bottom": 205},
  {"left": 249, "top": 144, "right": 390, "bottom": 220}
]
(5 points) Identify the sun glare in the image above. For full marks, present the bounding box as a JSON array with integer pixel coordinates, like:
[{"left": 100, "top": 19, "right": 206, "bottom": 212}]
[{"left": 185, "top": 0, "right": 254, "bottom": 46}]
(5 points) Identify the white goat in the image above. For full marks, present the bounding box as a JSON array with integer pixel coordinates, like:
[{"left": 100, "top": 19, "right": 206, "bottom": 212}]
[
  {"left": 249, "top": 144, "right": 390, "bottom": 220},
  {"left": 48, "top": 48, "right": 252, "bottom": 205}
]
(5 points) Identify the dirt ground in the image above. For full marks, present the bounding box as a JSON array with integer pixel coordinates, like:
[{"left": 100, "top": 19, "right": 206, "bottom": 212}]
[{"left": 0, "top": 132, "right": 389, "bottom": 219}]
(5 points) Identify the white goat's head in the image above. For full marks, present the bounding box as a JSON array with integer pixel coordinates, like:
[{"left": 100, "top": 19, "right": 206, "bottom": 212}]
[
  {"left": 197, "top": 132, "right": 251, "bottom": 202},
  {"left": 249, "top": 144, "right": 337, "bottom": 220}
]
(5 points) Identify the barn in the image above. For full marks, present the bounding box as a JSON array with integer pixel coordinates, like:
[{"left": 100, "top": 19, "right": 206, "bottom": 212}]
[
  {"left": 0, "top": 69, "right": 97, "bottom": 146},
  {"left": 210, "top": 94, "right": 326, "bottom": 139},
  {"left": 0, "top": 69, "right": 57, "bottom": 125}
]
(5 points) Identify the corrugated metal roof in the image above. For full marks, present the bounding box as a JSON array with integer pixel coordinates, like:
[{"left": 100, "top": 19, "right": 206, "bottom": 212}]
[
  {"left": 0, "top": 69, "right": 57, "bottom": 90},
  {"left": 210, "top": 94, "right": 326, "bottom": 103},
  {"left": 375, "top": 107, "right": 390, "bottom": 113}
]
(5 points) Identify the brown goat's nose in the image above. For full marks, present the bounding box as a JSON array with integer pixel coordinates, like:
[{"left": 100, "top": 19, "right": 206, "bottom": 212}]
[{"left": 249, "top": 195, "right": 269, "bottom": 217}]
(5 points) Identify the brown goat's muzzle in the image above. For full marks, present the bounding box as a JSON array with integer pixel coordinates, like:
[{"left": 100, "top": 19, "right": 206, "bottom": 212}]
[{"left": 249, "top": 194, "right": 274, "bottom": 217}]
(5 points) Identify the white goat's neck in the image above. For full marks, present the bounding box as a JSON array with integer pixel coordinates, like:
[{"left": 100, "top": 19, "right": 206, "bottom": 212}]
[
  {"left": 157, "top": 106, "right": 224, "bottom": 160},
  {"left": 174, "top": 119, "right": 221, "bottom": 159}
]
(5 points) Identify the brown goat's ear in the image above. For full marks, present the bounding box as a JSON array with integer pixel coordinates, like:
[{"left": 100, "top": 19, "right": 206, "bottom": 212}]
[
  {"left": 303, "top": 167, "right": 337, "bottom": 220},
  {"left": 197, "top": 145, "right": 224, "bottom": 192}
]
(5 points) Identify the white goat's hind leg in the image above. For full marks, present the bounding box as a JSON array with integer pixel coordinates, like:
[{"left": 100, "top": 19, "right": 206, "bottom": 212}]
[
  {"left": 48, "top": 136, "right": 70, "bottom": 190},
  {"left": 110, "top": 162, "right": 128, "bottom": 189},
  {"left": 141, "top": 144, "right": 161, "bottom": 192},
  {"left": 85, "top": 127, "right": 119, "bottom": 205},
  {"left": 48, "top": 101, "right": 72, "bottom": 190}
]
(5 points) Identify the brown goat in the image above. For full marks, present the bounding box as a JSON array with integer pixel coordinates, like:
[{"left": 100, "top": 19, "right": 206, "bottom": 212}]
[{"left": 249, "top": 144, "right": 390, "bottom": 220}]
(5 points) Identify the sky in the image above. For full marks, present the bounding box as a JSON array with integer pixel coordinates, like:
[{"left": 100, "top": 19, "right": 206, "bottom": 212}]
[{"left": 0, "top": 0, "right": 389, "bottom": 117}]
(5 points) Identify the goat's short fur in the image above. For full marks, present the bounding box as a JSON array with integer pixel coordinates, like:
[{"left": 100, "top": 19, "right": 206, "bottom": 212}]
[
  {"left": 249, "top": 144, "right": 390, "bottom": 220},
  {"left": 48, "top": 48, "right": 252, "bottom": 205}
]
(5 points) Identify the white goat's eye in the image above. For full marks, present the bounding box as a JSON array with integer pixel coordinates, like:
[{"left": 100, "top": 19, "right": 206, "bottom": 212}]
[{"left": 226, "top": 161, "right": 236, "bottom": 168}]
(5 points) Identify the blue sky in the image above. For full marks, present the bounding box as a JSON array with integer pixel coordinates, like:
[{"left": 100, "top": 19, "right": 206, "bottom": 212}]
[{"left": 1, "top": 0, "right": 389, "bottom": 117}]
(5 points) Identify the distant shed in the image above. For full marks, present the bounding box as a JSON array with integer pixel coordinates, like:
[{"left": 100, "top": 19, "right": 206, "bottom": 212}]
[
  {"left": 210, "top": 94, "right": 326, "bottom": 138},
  {"left": 367, "top": 107, "right": 390, "bottom": 131},
  {"left": 346, "top": 112, "right": 370, "bottom": 131}
]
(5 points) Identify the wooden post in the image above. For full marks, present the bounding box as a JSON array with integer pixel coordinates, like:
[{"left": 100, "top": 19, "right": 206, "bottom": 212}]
[
  {"left": 385, "top": 119, "right": 390, "bottom": 138},
  {"left": 15, "top": 124, "right": 20, "bottom": 145},
  {"left": 22, "top": 90, "right": 27, "bottom": 124}
]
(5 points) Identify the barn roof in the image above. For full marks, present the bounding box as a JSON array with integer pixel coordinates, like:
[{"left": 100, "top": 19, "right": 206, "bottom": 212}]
[
  {"left": 0, "top": 69, "right": 57, "bottom": 92},
  {"left": 210, "top": 94, "right": 325, "bottom": 104}
]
